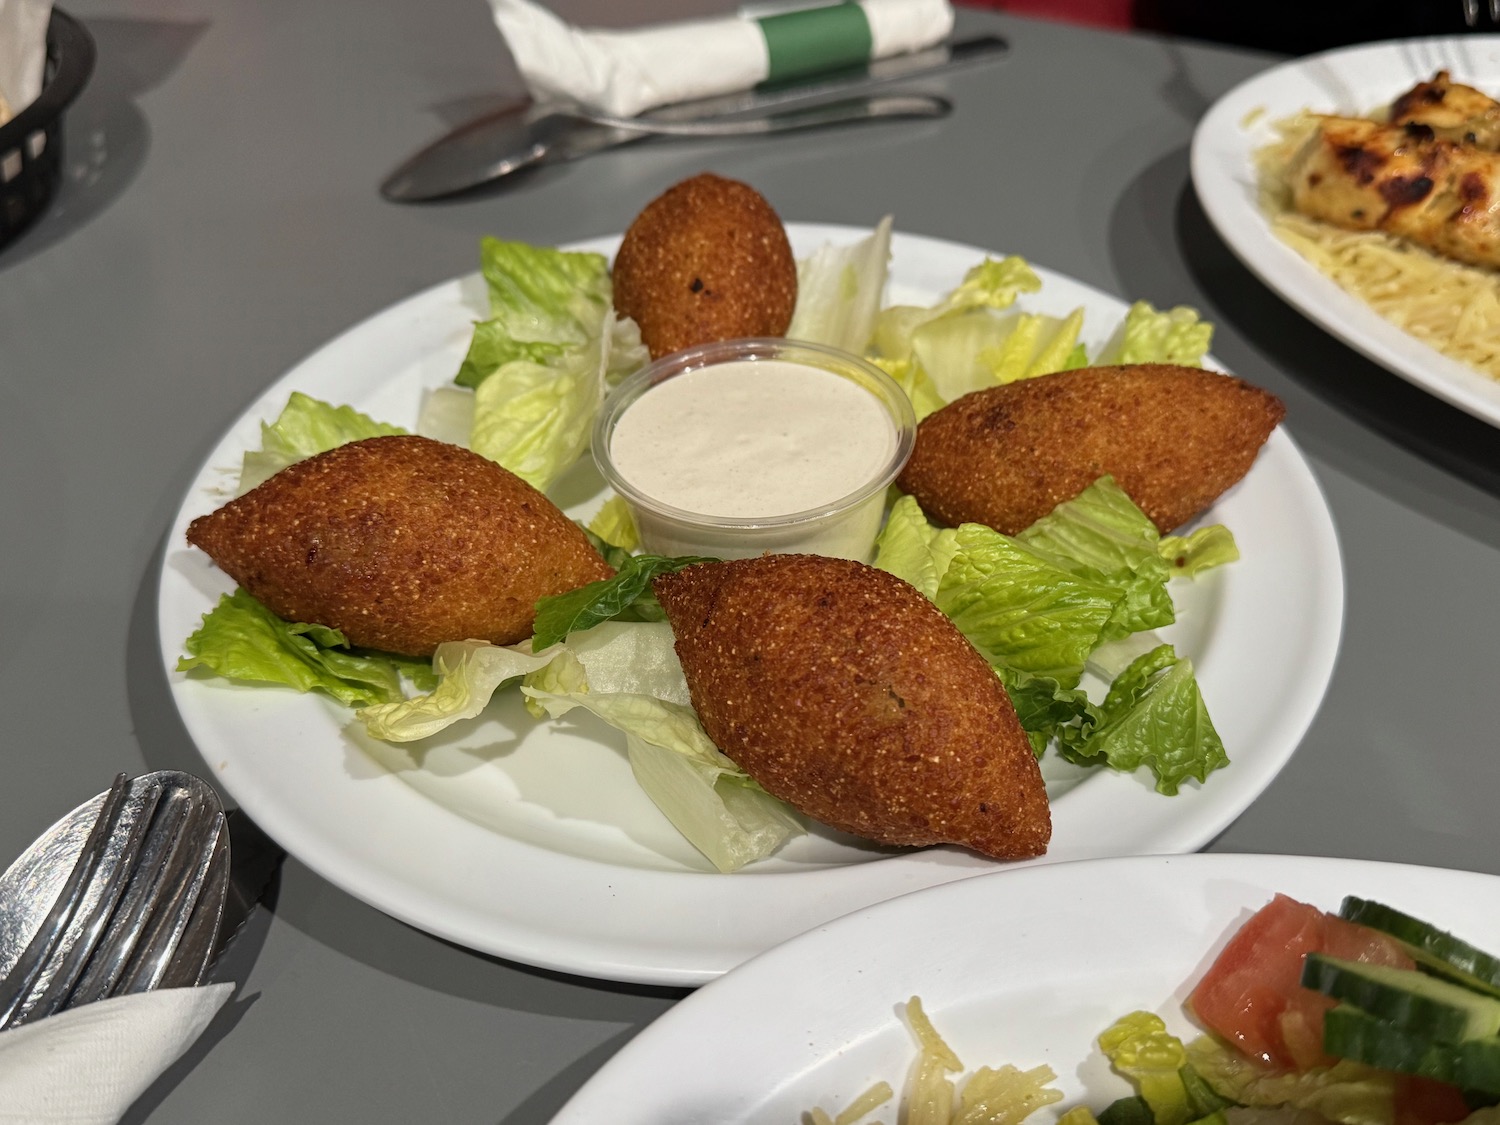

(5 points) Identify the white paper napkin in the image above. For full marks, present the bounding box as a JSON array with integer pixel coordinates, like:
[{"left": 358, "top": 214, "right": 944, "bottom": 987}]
[
  {"left": 0, "top": 984, "right": 233, "bottom": 1125},
  {"left": 491, "top": 0, "right": 955, "bottom": 118},
  {"left": 0, "top": 0, "right": 53, "bottom": 124}
]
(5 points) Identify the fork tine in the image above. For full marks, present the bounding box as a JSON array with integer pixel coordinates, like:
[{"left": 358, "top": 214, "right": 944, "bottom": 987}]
[
  {"left": 61, "top": 784, "right": 198, "bottom": 1008},
  {"left": 26, "top": 780, "right": 170, "bottom": 1018},
  {"left": 113, "top": 792, "right": 222, "bottom": 996},
  {"left": 0, "top": 774, "right": 131, "bottom": 1030}
]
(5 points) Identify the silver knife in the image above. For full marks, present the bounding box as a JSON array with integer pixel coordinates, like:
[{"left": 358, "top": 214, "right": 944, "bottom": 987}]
[{"left": 380, "top": 33, "right": 1007, "bottom": 203}]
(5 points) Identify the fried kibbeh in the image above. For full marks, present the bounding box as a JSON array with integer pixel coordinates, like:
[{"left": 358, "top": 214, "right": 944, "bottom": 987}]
[
  {"left": 653, "top": 554, "right": 1051, "bottom": 860},
  {"left": 186, "top": 435, "right": 613, "bottom": 657},
  {"left": 896, "top": 363, "right": 1285, "bottom": 535},
  {"left": 612, "top": 172, "right": 798, "bottom": 359}
]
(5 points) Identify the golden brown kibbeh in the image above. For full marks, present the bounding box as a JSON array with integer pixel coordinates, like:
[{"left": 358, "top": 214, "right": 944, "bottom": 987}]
[
  {"left": 186, "top": 435, "right": 613, "bottom": 657},
  {"left": 653, "top": 554, "right": 1050, "bottom": 860},
  {"left": 896, "top": 363, "right": 1286, "bottom": 535},
  {"left": 612, "top": 172, "right": 798, "bottom": 359}
]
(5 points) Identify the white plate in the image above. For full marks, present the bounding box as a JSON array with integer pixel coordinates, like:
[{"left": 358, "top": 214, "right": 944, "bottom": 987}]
[
  {"left": 157, "top": 225, "right": 1343, "bottom": 986},
  {"left": 1192, "top": 36, "right": 1500, "bottom": 428},
  {"left": 552, "top": 852, "right": 1500, "bottom": 1121}
]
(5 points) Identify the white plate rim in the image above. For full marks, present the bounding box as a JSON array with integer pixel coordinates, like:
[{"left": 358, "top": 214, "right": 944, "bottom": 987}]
[
  {"left": 552, "top": 852, "right": 1500, "bottom": 1122},
  {"left": 156, "top": 224, "right": 1345, "bottom": 986},
  {"left": 1191, "top": 34, "right": 1500, "bottom": 428}
]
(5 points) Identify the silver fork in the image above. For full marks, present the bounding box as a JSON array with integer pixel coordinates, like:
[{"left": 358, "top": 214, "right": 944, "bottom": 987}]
[{"left": 0, "top": 773, "right": 229, "bottom": 1028}]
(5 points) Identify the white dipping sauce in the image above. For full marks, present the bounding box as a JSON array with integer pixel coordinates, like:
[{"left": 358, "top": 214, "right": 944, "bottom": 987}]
[{"left": 608, "top": 359, "right": 897, "bottom": 518}]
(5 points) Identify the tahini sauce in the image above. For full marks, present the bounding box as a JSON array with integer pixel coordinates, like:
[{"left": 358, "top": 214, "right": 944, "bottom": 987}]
[{"left": 608, "top": 359, "right": 897, "bottom": 519}]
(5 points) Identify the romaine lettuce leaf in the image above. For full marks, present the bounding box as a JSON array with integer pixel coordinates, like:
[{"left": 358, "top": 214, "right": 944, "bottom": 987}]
[
  {"left": 1099, "top": 1012, "right": 1196, "bottom": 1125},
  {"left": 1096, "top": 300, "right": 1214, "bottom": 367},
  {"left": 871, "top": 255, "right": 1042, "bottom": 364},
  {"left": 520, "top": 625, "right": 801, "bottom": 872},
  {"left": 238, "top": 392, "right": 406, "bottom": 494},
  {"left": 586, "top": 495, "right": 640, "bottom": 554},
  {"left": 873, "top": 493, "right": 958, "bottom": 602},
  {"left": 459, "top": 239, "right": 649, "bottom": 491},
  {"left": 1017, "top": 476, "right": 1175, "bottom": 642},
  {"left": 1160, "top": 525, "right": 1240, "bottom": 578},
  {"left": 179, "top": 588, "right": 431, "bottom": 707},
  {"left": 786, "top": 215, "right": 893, "bottom": 355},
  {"left": 1060, "top": 643, "right": 1228, "bottom": 794},
  {"left": 1186, "top": 1036, "right": 1397, "bottom": 1125},
  {"left": 994, "top": 665, "right": 1097, "bottom": 757},
  {"left": 935, "top": 523, "right": 1123, "bottom": 688}
]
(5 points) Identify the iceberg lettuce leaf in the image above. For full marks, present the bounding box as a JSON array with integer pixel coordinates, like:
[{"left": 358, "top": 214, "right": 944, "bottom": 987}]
[
  {"left": 238, "top": 392, "right": 406, "bottom": 494},
  {"left": 178, "top": 588, "right": 430, "bottom": 708},
  {"left": 355, "top": 639, "right": 558, "bottom": 743},
  {"left": 520, "top": 625, "right": 801, "bottom": 872}
]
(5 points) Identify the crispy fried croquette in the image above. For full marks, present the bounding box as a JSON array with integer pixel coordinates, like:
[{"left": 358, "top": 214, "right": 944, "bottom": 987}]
[
  {"left": 896, "top": 363, "right": 1286, "bottom": 535},
  {"left": 653, "top": 554, "right": 1051, "bottom": 860},
  {"left": 612, "top": 172, "right": 798, "bottom": 359},
  {"left": 186, "top": 435, "right": 613, "bottom": 657}
]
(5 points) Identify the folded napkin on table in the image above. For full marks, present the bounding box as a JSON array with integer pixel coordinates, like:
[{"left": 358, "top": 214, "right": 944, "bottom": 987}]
[
  {"left": 491, "top": 0, "right": 955, "bottom": 118},
  {"left": 0, "top": 984, "right": 233, "bottom": 1125}
]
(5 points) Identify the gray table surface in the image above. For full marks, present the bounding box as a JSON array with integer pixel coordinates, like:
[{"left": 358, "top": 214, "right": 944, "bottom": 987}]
[{"left": 4, "top": 1, "right": 1500, "bottom": 1120}]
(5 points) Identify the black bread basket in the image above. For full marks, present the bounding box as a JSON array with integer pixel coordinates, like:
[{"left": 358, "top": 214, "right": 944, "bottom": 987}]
[{"left": 0, "top": 8, "right": 95, "bottom": 250}]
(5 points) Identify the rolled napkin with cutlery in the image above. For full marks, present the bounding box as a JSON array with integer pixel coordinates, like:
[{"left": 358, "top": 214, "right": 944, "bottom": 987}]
[
  {"left": 492, "top": 0, "right": 955, "bottom": 118},
  {"left": 0, "top": 983, "right": 233, "bottom": 1124}
]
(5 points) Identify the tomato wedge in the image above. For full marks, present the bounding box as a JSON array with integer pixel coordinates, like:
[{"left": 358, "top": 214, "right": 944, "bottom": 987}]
[{"left": 1188, "top": 893, "right": 1415, "bottom": 1070}]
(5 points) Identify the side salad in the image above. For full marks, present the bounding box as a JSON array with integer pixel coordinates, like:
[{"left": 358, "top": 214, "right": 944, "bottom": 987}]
[
  {"left": 178, "top": 222, "right": 1239, "bottom": 873},
  {"left": 812, "top": 896, "right": 1500, "bottom": 1125}
]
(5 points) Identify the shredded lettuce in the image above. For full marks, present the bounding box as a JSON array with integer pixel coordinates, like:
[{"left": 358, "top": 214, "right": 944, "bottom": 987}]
[
  {"left": 237, "top": 392, "right": 406, "bottom": 494},
  {"left": 786, "top": 215, "right": 893, "bottom": 354},
  {"left": 179, "top": 588, "right": 432, "bottom": 707}
]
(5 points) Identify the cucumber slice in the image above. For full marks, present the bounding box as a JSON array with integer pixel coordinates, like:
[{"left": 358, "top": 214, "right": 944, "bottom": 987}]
[
  {"left": 1340, "top": 898, "right": 1500, "bottom": 998},
  {"left": 1302, "top": 953, "right": 1500, "bottom": 1041},
  {"left": 1323, "top": 1005, "right": 1500, "bottom": 1096}
]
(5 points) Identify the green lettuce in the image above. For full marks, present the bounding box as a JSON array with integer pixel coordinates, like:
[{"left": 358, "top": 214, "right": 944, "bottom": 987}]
[
  {"left": 871, "top": 255, "right": 1042, "bottom": 364},
  {"left": 1096, "top": 300, "right": 1214, "bottom": 367},
  {"left": 1017, "top": 476, "right": 1175, "bottom": 642},
  {"left": 872, "top": 494, "right": 958, "bottom": 601},
  {"left": 1060, "top": 643, "right": 1228, "bottom": 794},
  {"left": 179, "top": 588, "right": 432, "bottom": 708},
  {"left": 1160, "top": 525, "right": 1240, "bottom": 579},
  {"left": 935, "top": 523, "right": 1122, "bottom": 688},
  {"left": 785, "top": 215, "right": 893, "bottom": 355},
  {"left": 520, "top": 624, "right": 802, "bottom": 872},
  {"left": 530, "top": 554, "right": 716, "bottom": 650},
  {"left": 238, "top": 392, "right": 406, "bottom": 494},
  {"left": 1186, "top": 1036, "right": 1398, "bottom": 1125},
  {"left": 354, "top": 639, "right": 557, "bottom": 743},
  {"left": 459, "top": 238, "right": 649, "bottom": 491}
]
